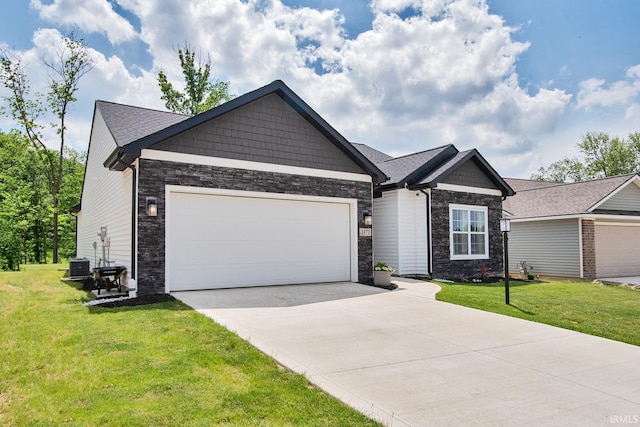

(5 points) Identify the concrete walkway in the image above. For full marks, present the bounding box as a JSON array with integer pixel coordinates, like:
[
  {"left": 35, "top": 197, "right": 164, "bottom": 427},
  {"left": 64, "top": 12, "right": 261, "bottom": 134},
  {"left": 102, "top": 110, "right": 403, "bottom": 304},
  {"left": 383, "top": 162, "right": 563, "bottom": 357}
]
[{"left": 174, "top": 278, "right": 640, "bottom": 426}]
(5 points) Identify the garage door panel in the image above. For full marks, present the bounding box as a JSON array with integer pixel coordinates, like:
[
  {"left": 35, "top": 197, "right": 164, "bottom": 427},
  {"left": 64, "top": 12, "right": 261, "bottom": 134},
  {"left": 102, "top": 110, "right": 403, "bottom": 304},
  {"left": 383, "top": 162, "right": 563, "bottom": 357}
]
[
  {"left": 595, "top": 225, "right": 640, "bottom": 277},
  {"left": 167, "top": 191, "right": 353, "bottom": 291},
  {"left": 170, "top": 261, "right": 350, "bottom": 290}
]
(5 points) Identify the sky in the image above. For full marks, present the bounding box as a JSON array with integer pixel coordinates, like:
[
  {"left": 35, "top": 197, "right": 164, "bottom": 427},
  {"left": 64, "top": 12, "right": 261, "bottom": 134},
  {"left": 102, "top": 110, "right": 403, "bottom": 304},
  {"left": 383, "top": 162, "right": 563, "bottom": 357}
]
[{"left": 0, "top": 0, "right": 639, "bottom": 179}]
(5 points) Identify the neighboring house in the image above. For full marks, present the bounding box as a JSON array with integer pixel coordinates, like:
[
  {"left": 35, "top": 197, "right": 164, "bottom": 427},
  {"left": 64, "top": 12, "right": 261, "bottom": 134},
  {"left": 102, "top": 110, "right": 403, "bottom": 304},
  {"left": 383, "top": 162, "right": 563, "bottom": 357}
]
[
  {"left": 75, "top": 80, "right": 386, "bottom": 295},
  {"left": 503, "top": 174, "right": 640, "bottom": 279},
  {"left": 355, "top": 143, "right": 515, "bottom": 280}
]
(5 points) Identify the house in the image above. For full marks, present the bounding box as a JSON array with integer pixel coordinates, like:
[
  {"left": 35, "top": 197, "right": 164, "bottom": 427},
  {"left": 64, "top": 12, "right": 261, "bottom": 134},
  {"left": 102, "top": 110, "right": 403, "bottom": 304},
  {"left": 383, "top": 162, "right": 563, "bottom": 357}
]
[
  {"left": 355, "top": 143, "right": 515, "bottom": 280},
  {"left": 75, "top": 80, "right": 387, "bottom": 295},
  {"left": 503, "top": 174, "right": 640, "bottom": 279}
]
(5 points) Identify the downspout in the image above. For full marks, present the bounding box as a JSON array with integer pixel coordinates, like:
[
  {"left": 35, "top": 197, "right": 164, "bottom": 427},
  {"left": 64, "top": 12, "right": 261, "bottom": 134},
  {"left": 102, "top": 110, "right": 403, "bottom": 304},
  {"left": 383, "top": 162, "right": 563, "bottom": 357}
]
[
  {"left": 419, "top": 189, "right": 432, "bottom": 276},
  {"left": 126, "top": 163, "right": 138, "bottom": 298}
]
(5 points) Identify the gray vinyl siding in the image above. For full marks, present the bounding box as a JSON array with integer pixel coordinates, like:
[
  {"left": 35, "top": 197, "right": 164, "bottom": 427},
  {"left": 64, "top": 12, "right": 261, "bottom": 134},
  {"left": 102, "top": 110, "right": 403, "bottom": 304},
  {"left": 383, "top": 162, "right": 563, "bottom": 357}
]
[
  {"left": 509, "top": 219, "right": 581, "bottom": 277},
  {"left": 597, "top": 183, "right": 640, "bottom": 211},
  {"left": 150, "top": 93, "right": 365, "bottom": 174}
]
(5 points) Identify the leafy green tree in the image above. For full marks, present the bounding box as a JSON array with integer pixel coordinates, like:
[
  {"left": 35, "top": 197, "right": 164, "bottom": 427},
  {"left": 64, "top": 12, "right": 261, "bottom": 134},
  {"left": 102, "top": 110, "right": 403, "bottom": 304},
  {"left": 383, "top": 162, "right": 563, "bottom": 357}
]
[
  {"left": 0, "top": 131, "right": 84, "bottom": 270},
  {"left": 531, "top": 157, "right": 589, "bottom": 183},
  {"left": 0, "top": 131, "right": 46, "bottom": 269},
  {"left": 157, "top": 44, "right": 233, "bottom": 115},
  {"left": 57, "top": 147, "right": 86, "bottom": 260},
  {"left": 0, "top": 33, "right": 93, "bottom": 264},
  {"left": 532, "top": 131, "right": 640, "bottom": 182}
]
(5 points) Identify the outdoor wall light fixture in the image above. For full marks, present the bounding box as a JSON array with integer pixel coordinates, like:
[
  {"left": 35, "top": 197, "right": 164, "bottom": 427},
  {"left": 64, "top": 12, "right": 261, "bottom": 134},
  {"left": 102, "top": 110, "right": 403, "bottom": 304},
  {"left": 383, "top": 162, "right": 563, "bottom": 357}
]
[
  {"left": 363, "top": 211, "right": 373, "bottom": 226},
  {"left": 146, "top": 197, "right": 158, "bottom": 217}
]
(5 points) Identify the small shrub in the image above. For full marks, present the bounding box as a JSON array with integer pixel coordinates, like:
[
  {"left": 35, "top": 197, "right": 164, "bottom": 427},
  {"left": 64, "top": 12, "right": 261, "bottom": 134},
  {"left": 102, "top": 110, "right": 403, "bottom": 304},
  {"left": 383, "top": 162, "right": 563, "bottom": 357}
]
[
  {"left": 374, "top": 262, "right": 394, "bottom": 273},
  {"left": 479, "top": 265, "right": 491, "bottom": 282}
]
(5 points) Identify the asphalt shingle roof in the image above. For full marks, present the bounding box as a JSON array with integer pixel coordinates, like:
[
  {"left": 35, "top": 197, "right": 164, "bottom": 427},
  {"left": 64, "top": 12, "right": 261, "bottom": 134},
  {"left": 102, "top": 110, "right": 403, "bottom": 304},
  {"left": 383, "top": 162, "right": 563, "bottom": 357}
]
[
  {"left": 503, "top": 174, "right": 636, "bottom": 218},
  {"left": 96, "top": 101, "right": 189, "bottom": 147},
  {"left": 354, "top": 144, "right": 452, "bottom": 185},
  {"left": 351, "top": 143, "right": 393, "bottom": 163},
  {"left": 505, "top": 178, "right": 562, "bottom": 192}
]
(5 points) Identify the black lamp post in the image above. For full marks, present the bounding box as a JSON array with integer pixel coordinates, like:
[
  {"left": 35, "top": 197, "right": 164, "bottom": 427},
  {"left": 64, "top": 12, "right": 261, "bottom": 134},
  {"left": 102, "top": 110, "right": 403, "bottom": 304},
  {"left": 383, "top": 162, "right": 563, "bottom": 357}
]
[{"left": 500, "top": 218, "right": 511, "bottom": 305}]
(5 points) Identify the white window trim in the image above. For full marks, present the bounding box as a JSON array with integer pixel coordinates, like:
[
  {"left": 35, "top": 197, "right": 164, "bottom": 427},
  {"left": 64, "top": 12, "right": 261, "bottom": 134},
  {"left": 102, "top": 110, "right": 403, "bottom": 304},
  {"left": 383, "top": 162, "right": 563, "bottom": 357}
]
[{"left": 449, "top": 204, "right": 489, "bottom": 260}]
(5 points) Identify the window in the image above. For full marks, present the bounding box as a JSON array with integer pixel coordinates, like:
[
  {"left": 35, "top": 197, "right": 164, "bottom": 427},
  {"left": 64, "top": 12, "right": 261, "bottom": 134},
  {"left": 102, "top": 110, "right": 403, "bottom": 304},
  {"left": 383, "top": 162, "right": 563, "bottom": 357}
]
[{"left": 449, "top": 204, "right": 489, "bottom": 259}]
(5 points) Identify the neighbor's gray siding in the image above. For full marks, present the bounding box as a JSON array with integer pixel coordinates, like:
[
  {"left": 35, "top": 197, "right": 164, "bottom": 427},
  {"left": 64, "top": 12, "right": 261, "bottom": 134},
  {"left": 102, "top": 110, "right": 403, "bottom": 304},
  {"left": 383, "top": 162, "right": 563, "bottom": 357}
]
[
  {"left": 597, "top": 182, "right": 640, "bottom": 211},
  {"left": 150, "top": 93, "right": 365, "bottom": 174},
  {"left": 441, "top": 159, "right": 498, "bottom": 190},
  {"left": 509, "top": 219, "right": 581, "bottom": 277},
  {"left": 137, "top": 158, "right": 373, "bottom": 295}
]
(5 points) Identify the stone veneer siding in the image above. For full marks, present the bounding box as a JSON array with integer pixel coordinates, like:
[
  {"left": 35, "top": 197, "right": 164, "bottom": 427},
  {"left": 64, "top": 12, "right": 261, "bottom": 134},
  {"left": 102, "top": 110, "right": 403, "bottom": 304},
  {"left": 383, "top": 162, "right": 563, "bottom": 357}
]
[
  {"left": 430, "top": 189, "right": 504, "bottom": 280},
  {"left": 137, "top": 158, "right": 373, "bottom": 295},
  {"left": 581, "top": 219, "right": 596, "bottom": 280}
]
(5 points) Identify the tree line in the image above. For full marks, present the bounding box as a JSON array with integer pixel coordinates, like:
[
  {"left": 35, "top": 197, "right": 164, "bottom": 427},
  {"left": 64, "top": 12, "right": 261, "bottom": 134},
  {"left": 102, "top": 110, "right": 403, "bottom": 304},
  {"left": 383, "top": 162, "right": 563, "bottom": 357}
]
[
  {"left": 532, "top": 131, "right": 640, "bottom": 182},
  {"left": 0, "top": 131, "right": 84, "bottom": 270}
]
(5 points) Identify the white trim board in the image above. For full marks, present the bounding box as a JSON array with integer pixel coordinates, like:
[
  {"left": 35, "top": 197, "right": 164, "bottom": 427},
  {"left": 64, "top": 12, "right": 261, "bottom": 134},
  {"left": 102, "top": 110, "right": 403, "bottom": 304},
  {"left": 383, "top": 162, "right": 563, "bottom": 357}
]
[
  {"left": 141, "top": 149, "right": 372, "bottom": 183},
  {"left": 434, "top": 183, "right": 503, "bottom": 196}
]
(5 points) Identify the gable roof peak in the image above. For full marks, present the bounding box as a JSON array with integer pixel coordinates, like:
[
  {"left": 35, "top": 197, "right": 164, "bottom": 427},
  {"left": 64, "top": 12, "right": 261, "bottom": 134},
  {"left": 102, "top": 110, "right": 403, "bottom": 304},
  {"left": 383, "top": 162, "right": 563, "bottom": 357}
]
[
  {"left": 99, "top": 80, "right": 388, "bottom": 183},
  {"left": 385, "top": 143, "right": 454, "bottom": 163}
]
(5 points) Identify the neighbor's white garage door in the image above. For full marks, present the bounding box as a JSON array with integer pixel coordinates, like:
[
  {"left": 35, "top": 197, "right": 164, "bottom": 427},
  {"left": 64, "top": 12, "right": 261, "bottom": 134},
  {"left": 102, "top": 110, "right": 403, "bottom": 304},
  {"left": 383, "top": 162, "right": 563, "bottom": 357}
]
[
  {"left": 166, "top": 189, "right": 354, "bottom": 291},
  {"left": 595, "top": 224, "right": 640, "bottom": 277}
]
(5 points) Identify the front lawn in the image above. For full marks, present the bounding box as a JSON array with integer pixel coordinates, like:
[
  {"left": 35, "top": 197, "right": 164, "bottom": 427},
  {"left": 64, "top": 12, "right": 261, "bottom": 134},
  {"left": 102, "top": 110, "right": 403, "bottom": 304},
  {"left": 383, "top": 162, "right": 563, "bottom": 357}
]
[
  {"left": 434, "top": 278, "right": 640, "bottom": 346},
  {"left": 0, "top": 264, "right": 380, "bottom": 426}
]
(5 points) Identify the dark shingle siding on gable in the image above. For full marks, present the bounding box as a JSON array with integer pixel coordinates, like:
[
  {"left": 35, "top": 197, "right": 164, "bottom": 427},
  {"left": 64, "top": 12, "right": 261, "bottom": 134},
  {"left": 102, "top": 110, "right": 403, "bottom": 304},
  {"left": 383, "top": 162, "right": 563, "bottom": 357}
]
[
  {"left": 441, "top": 159, "right": 498, "bottom": 189},
  {"left": 149, "top": 94, "right": 365, "bottom": 174}
]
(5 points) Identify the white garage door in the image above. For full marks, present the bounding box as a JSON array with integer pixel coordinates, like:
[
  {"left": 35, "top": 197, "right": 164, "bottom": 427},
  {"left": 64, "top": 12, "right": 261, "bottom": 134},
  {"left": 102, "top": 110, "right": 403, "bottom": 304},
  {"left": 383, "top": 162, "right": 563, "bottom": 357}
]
[
  {"left": 166, "top": 189, "right": 354, "bottom": 291},
  {"left": 595, "top": 224, "right": 640, "bottom": 277}
]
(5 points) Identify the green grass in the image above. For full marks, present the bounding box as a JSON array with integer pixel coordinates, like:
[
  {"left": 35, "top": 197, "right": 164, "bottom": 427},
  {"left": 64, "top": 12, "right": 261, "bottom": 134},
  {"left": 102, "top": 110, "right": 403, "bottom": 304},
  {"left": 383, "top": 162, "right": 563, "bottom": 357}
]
[
  {"left": 0, "top": 264, "right": 381, "bottom": 426},
  {"left": 434, "top": 278, "right": 640, "bottom": 346}
]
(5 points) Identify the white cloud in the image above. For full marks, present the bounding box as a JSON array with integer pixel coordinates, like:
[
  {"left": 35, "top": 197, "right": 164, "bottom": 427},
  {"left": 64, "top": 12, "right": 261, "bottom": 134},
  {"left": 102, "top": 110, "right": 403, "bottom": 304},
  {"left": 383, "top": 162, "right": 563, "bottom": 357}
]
[
  {"left": 625, "top": 103, "right": 640, "bottom": 122},
  {"left": 4, "top": 0, "right": 593, "bottom": 177},
  {"left": 30, "top": 0, "right": 137, "bottom": 44},
  {"left": 575, "top": 65, "right": 640, "bottom": 111}
]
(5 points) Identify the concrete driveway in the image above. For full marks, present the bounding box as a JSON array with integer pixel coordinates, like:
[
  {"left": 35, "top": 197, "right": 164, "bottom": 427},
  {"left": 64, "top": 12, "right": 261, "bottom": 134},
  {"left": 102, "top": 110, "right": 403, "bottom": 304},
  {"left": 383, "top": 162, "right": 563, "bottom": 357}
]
[
  {"left": 173, "top": 279, "right": 640, "bottom": 426},
  {"left": 600, "top": 276, "right": 640, "bottom": 286}
]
